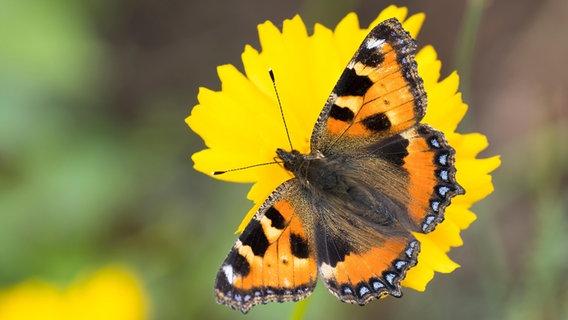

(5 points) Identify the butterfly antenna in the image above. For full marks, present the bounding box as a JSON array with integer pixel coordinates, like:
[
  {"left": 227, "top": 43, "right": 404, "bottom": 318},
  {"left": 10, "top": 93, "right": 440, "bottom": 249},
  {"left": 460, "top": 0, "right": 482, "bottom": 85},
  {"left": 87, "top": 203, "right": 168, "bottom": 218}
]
[
  {"left": 269, "top": 69, "right": 294, "bottom": 151},
  {"left": 212, "top": 160, "right": 282, "bottom": 175}
]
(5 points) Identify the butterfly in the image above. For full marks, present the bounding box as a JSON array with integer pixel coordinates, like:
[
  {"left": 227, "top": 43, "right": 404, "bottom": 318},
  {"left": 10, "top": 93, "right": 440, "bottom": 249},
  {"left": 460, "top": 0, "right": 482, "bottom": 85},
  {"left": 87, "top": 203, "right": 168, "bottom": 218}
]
[{"left": 213, "top": 18, "right": 464, "bottom": 313}]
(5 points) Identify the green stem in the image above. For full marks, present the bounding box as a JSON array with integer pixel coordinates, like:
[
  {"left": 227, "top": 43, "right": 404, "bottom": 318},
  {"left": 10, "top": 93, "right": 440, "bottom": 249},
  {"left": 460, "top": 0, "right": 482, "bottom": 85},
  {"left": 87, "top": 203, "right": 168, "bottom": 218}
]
[
  {"left": 289, "top": 297, "right": 311, "bottom": 320},
  {"left": 453, "top": 0, "right": 486, "bottom": 102}
]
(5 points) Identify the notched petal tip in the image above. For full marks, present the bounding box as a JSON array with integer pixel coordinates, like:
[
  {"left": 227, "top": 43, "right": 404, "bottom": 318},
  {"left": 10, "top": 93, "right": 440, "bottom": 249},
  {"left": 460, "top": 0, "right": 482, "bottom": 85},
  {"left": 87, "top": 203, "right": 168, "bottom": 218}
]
[
  {"left": 371, "top": 5, "right": 408, "bottom": 27},
  {"left": 403, "top": 13, "right": 426, "bottom": 38},
  {"left": 282, "top": 14, "right": 308, "bottom": 37}
]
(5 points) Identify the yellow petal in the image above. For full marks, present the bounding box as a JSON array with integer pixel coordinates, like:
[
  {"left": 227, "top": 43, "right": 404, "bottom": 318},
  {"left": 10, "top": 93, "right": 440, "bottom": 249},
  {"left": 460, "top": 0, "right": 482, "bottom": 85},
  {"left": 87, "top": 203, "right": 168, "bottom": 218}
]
[
  {"left": 415, "top": 234, "right": 461, "bottom": 273},
  {"left": 424, "top": 73, "right": 468, "bottom": 132},
  {"left": 370, "top": 5, "right": 408, "bottom": 27},
  {"left": 416, "top": 45, "right": 441, "bottom": 85},
  {"left": 452, "top": 132, "right": 490, "bottom": 158},
  {"left": 402, "top": 265, "right": 434, "bottom": 292},
  {"left": 402, "top": 13, "right": 426, "bottom": 38},
  {"left": 455, "top": 157, "right": 500, "bottom": 204},
  {"left": 426, "top": 216, "right": 464, "bottom": 251},
  {"left": 445, "top": 207, "right": 478, "bottom": 230},
  {"left": 0, "top": 266, "right": 148, "bottom": 320}
]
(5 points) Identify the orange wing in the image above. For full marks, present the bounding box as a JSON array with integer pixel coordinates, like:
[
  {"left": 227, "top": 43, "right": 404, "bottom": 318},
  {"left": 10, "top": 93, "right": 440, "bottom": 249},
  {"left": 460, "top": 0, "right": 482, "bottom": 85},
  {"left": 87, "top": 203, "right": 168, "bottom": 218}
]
[
  {"left": 315, "top": 218, "right": 420, "bottom": 304},
  {"left": 400, "top": 125, "right": 464, "bottom": 232},
  {"left": 365, "top": 124, "right": 464, "bottom": 233},
  {"left": 214, "top": 181, "right": 318, "bottom": 313},
  {"left": 311, "top": 18, "right": 426, "bottom": 153}
]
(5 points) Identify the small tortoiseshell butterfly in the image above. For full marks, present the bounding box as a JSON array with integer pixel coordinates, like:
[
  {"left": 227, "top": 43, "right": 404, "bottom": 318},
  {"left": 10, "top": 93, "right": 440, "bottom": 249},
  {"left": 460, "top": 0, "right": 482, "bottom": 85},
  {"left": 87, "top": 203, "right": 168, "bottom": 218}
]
[{"left": 214, "top": 18, "right": 464, "bottom": 313}]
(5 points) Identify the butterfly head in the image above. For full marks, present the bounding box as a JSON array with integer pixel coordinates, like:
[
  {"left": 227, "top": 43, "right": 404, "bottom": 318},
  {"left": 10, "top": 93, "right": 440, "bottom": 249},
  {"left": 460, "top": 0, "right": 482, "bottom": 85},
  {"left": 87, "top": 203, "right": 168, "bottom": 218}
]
[{"left": 276, "top": 148, "right": 324, "bottom": 178}]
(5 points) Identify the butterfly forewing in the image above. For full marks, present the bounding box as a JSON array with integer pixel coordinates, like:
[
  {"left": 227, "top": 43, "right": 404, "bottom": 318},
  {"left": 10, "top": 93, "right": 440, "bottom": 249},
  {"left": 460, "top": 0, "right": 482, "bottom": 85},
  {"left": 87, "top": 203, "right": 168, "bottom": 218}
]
[{"left": 311, "top": 18, "right": 426, "bottom": 153}]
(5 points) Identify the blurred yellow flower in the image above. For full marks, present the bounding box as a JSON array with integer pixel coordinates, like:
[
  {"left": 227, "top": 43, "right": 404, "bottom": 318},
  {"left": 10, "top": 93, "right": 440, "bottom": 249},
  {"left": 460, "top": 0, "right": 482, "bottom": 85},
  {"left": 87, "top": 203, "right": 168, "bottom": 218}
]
[
  {"left": 187, "top": 5, "right": 499, "bottom": 298},
  {"left": 0, "top": 265, "right": 149, "bottom": 320}
]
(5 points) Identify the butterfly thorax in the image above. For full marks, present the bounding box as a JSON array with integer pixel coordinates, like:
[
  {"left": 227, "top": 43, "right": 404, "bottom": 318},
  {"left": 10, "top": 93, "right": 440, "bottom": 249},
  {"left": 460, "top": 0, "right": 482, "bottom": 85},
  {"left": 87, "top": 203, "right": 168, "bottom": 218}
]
[
  {"left": 277, "top": 148, "right": 324, "bottom": 182},
  {"left": 276, "top": 148, "right": 343, "bottom": 190}
]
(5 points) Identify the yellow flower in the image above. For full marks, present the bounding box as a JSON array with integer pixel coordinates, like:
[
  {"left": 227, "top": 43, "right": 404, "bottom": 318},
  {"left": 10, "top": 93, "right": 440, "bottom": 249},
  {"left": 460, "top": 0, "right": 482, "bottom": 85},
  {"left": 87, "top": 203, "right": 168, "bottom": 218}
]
[
  {"left": 187, "top": 5, "right": 499, "bottom": 295},
  {"left": 0, "top": 265, "right": 150, "bottom": 320}
]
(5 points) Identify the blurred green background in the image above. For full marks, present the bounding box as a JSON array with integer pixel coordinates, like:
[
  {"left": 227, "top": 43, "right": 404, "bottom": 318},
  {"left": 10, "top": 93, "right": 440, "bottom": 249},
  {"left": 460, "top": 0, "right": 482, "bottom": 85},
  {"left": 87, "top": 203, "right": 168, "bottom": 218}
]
[{"left": 1, "top": 0, "right": 567, "bottom": 319}]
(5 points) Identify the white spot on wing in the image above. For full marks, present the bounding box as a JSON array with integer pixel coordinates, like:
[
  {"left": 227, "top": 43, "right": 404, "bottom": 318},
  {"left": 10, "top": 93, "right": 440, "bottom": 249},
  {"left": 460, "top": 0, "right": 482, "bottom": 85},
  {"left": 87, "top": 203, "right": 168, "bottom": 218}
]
[
  {"left": 320, "top": 263, "right": 334, "bottom": 278},
  {"left": 223, "top": 265, "right": 235, "bottom": 285},
  {"left": 372, "top": 280, "right": 385, "bottom": 291},
  {"left": 395, "top": 260, "right": 407, "bottom": 270},
  {"left": 438, "top": 153, "right": 448, "bottom": 165},
  {"left": 385, "top": 273, "right": 396, "bottom": 286},
  {"left": 439, "top": 186, "right": 450, "bottom": 196},
  {"left": 430, "top": 138, "right": 440, "bottom": 148},
  {"left": 440, "top": 170, "right": 449, "bottom": 181},
  {"left": 431, "top": 201, "right": 440, "bottom": 212},
  {"left": 359, "top": 286, "right": 370, "bottom": 296},
  {"left": 366, "top": 38, "right": 385, "bottom": 50}
]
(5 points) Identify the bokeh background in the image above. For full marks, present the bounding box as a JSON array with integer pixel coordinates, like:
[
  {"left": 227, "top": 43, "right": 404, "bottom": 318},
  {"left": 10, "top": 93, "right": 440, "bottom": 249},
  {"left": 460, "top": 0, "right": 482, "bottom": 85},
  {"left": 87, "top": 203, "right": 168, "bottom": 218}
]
[{"left": 1, "top": 0, "right": 567, "bottom": 319}]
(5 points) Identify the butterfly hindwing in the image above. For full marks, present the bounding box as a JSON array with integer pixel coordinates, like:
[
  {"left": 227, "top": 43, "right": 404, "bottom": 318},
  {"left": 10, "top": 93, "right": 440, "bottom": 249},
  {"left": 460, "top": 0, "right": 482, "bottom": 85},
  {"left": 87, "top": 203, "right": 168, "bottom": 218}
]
[
  {"left": 363, "top": 124, "right": 464, "bottom": 233},
  {"left": 400, "top": 125, "right": 464, "bottom": 232},
  {"left": 312, "top": 18, "right": 426, "bottom": 153},
  {"left": 306, "top": 179, "right": 420, "bottom": 304},
  {"left": 316, "top": 229, "right": 420, "bottom": 304},
  {"left": 214, "top": 181, "right": 318, "bottom": 313}
]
